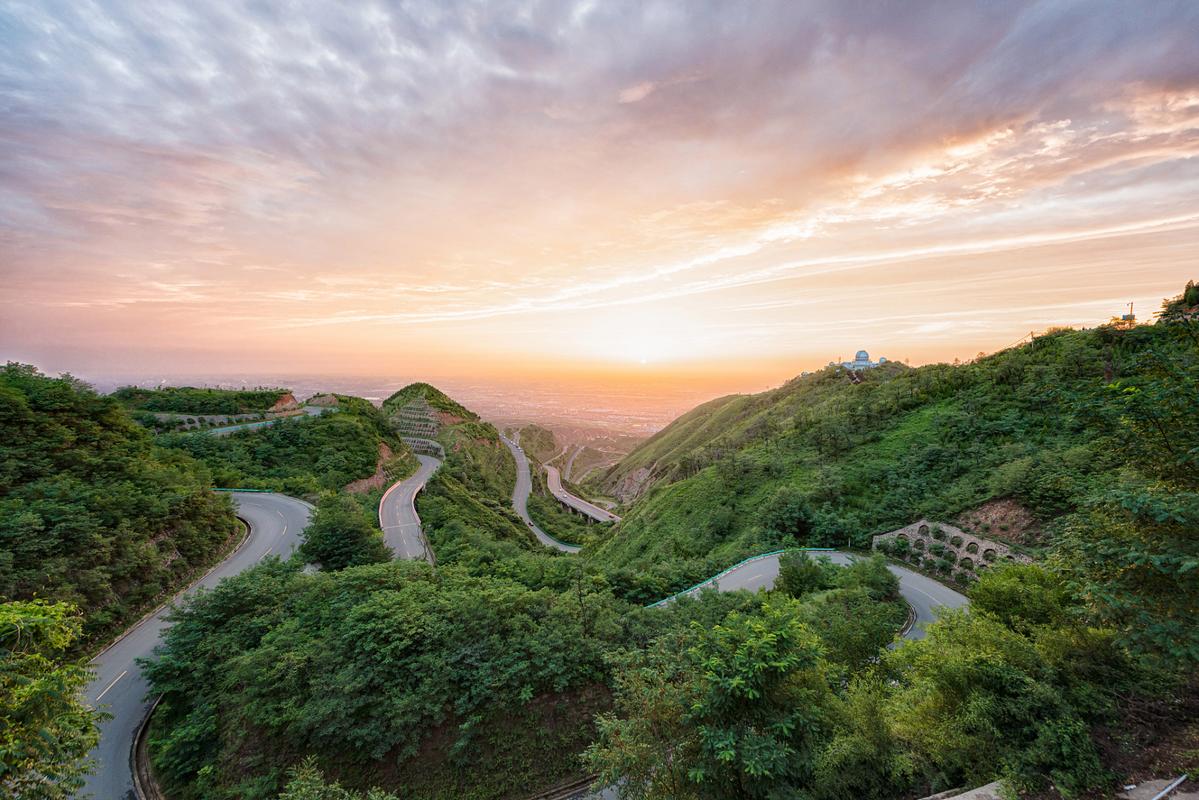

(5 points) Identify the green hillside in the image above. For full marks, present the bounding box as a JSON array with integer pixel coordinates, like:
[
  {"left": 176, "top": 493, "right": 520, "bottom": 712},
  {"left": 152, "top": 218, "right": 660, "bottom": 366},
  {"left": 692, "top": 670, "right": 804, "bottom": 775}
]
[
  {"left": 144, "top": 560, "right": 634, "bottom": 800},
  {"left": 0, "top": 364, "right": 239, "bottom": 646},
  {"left": 592, "top": 307, "right": 1189, "bottom": 593},
  {"left": 517, "top": 423, "right": 557, "bottom": 463},
  {"left": 602, "top": 392, "right": 746, "bottom": 490},
  {"left": 381, "top": 382, "right": 478, "bottom": 422},
  {"left": 158, "top": 395, "right": 411, "bottom": 496},
  {"left": 112, "top": 385, "right": 291, "bottom": 415}
]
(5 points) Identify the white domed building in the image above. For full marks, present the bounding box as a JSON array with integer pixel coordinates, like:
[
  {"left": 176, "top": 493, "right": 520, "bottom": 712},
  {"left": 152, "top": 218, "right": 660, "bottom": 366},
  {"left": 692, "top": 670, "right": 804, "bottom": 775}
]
[{"left": 833, "top": 350, "right": 887, "bottom": 371}]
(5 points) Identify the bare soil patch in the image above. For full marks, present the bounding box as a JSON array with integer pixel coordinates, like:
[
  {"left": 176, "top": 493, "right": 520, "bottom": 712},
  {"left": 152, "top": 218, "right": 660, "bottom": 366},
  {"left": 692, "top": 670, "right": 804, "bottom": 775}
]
[
  {"left": 344, "top": 442, "right": 394, "bottom": 493},
  {"left": 956, "top": 498, "right": 1043, "bottom": 546}
]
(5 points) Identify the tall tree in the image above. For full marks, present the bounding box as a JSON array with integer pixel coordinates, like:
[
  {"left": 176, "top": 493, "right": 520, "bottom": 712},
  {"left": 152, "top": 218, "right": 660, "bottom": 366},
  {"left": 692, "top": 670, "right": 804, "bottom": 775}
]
[
  {"left": 588, "top": 600, "right": 834, "bottom": 799},
  {"left": 0, "top": 601, "right": 104, "bottom": 799},
  {"left": 299, "top": 494, "right": 390, "bottom": 570},
  {"left": 1061, "top": 311, "right": 1199, "bottom": 664}
]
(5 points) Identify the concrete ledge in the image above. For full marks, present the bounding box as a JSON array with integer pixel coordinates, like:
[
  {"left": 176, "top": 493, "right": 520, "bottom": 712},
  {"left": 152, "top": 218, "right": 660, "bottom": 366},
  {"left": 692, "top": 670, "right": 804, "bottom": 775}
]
[
  {"left": 132, "top": 696, "right": 166, "bottom": 800},
  {"left": 924, "top": 781, "right": 1006, "bottom": 800}
]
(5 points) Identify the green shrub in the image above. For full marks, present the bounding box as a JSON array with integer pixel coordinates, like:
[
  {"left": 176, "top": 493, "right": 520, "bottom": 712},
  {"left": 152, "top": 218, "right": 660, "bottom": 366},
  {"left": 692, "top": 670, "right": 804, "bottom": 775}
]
[
  {"left": 885, "top": 610, "right": 1107, "bottom": 795},
  {"left": 775, "top": 551, "right": 835, "bottom": 598},
  {"left": 299, "top": 494, "right": 390, "bottom": 570},
  {"left": 836, "top": 555, "right": 899, "bottom": 601},
  {"left": 758, "top": 485, "right": 814, "bottom": 543}
]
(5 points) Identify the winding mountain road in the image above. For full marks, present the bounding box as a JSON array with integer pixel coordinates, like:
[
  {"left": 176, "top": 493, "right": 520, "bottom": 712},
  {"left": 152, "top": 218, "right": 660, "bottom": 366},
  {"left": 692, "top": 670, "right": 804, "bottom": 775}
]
[
  {"left": 82, "top": 492, "right": 312, "bottom": 800},
  {"left": 500, "top": 435, "right": 581, "bottom": 553},
  {"left": 563, "top": 551, "right": 969, "bottom": 799},
  {"left": 564, "top": 445, "right": 582, "bottom": 482},
  {"left": 80, "top": 449, "right": 964, "bottom": 800},
  {"left": 544, "top": 464, "right": 621, "bottom": 523},
  {"left": 651, "top": 549, "right": 967, "bottom": 639},
  {"left": 378, "top": 454, "right": 442, "bottom": 562}
]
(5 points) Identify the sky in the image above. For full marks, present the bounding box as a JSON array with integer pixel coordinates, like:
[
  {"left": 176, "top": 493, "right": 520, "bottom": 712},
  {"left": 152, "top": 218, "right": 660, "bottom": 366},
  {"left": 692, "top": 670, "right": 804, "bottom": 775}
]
[{"left": 2, "top": 1, "right": 1198, "bottom": 400}]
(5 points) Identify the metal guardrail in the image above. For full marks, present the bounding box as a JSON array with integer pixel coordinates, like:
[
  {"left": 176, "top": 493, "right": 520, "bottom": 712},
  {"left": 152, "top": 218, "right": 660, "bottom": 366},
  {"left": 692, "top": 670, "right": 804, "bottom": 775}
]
[
  {"left": 132, "top": 697, "right": 166, "bottom": 800},
  {"left": 1149, "top": 776, "right": 1189, "bottom": 800}
]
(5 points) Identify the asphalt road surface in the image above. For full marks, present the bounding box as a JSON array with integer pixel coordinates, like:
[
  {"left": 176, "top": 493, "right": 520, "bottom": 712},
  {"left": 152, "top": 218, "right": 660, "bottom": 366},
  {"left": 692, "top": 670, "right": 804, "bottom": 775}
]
[
  {"left": 544, "top": 464, "right": 621, "bottom": 524},
  {"left": 565, "top": 550, "right": 969, "bottom": 799},
  {"left": 564, "top": 445, "right": 582, "bottom": 482},
  {"left": 500, "top": 435, "right": 581, "bottom": 553},
  {"left": 659, "top": 550, "right": 968, "bottom": 639},
  {"left": 81, "top": 492, "right": 311, "bottom": 799},
  {"left": 378, "top": 454, "right": 441, "bottom": 562}
]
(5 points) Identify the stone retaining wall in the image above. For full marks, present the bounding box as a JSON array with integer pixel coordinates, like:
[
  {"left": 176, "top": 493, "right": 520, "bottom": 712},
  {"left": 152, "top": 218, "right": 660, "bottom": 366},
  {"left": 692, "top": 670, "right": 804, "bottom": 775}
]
[{"left": 872, "top": 518, "right": 1031, "bottom": 580}]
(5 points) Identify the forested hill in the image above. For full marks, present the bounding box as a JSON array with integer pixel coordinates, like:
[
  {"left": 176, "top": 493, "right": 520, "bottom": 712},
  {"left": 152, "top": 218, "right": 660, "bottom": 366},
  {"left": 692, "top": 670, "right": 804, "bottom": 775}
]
[
  {"left": 384, "top": 382, "right": 541, "bottom": 559},
  {"left": 157, "top": 393, "right": 412, "bottom": 496},
  {"left": 0, "top": 364, "right": 239, "bottom": 645},
  {"left": 594, "top": 284, "right": 1199, "bottom": 590},
  {"left": 381, "top": 382, "right": 478, "bottom": 421},
  {"left": 112, "top": 385, "right": 291, "bottom": 414},
  {"left": 517, "top": 423, "right": 557, "bottom": 463},
  {"left": 145, "top": 384, "right": 615, "bottom": 800}
]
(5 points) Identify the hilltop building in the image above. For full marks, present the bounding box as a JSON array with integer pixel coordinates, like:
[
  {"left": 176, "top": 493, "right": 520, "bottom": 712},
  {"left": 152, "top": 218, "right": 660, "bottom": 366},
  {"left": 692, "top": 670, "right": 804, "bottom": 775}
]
[
  {"left": 833, "top": 350, "right": 888, "bottom": 371},
  {"left": 1108, "top": 302, "right": 1137, "bottom": 330}
]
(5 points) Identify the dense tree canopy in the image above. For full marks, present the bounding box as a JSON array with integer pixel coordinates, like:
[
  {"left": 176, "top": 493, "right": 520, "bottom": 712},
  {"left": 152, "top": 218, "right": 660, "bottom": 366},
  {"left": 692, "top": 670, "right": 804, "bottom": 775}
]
[
  {"left": 0, "top": 363, "right": 238, "bottom": 644},
  {"left": 144, "top": 560, "right": 637, "bottom": 800},
  {"left": 1057, "top": 312, "right": 1199, "bottom": 663},
  {"left": 0, "top": 600, "right": 104, "bottom": 799},
  {"left": 157, "top": 397, "right": 406, "bottom": 496},
  {"left": 299, "top": 494, "right": 390, "bottom": 570},
  {"left": 112, "top": 386, "right": 290, "bottom": 415}
]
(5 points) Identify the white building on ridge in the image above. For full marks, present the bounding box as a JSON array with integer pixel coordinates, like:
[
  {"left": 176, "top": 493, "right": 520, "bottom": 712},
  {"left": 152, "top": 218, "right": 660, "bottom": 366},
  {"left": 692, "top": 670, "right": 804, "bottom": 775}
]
[{"left": 833, "top": 350, "right": 888, "bottom": 371}]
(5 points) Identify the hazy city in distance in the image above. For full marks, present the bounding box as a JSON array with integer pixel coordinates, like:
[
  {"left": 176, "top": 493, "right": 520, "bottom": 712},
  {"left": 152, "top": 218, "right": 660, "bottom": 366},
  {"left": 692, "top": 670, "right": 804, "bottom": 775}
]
[{"left": 81, "top": 371, "right": 733, "bottom": 435}]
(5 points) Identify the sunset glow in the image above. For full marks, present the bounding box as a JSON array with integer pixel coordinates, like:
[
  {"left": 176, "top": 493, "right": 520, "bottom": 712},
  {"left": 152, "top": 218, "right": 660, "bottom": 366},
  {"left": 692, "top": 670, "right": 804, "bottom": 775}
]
[{"left": 3, "top": 2, "right": 1197, "bottom": 395}]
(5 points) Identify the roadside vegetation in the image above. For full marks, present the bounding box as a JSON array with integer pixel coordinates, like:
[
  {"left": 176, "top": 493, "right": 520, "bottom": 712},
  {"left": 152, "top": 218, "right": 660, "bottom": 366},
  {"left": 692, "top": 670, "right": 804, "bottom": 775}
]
[
  {"left": 0, "top": 363, "right": 239, "bottom": 646},
  {"left": 0, "top": 600, "right": 104, "bottom": 799},
  {"left": 526, "top": 471, "right": 594, "bottom": 546},
  {"left": 143, "top": 560, "right": 634, "bottom": 800},
  {"left": 299, "top": 494, "right": 390, "bottom": 570},
  {"left": 112, "top": 386, "right": 290, "bottom": 415},
  {"left": 588, "top": 559, "right": 1152, "bottom": 800},
  {"left": 157, "top": 395, "right": 412, "bottom": 496},
  {"left": 592, "top": 288, "right": 1198, "bottom": 606},
  {"left": 142, "top": 552, "right": 911, "bottom": 800}
]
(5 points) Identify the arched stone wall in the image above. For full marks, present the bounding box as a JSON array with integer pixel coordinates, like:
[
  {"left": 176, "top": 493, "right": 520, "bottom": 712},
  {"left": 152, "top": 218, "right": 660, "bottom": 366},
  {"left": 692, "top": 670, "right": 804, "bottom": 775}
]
[{"left": 871, "top": 518, "right": 1031, "bottom": 579}]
